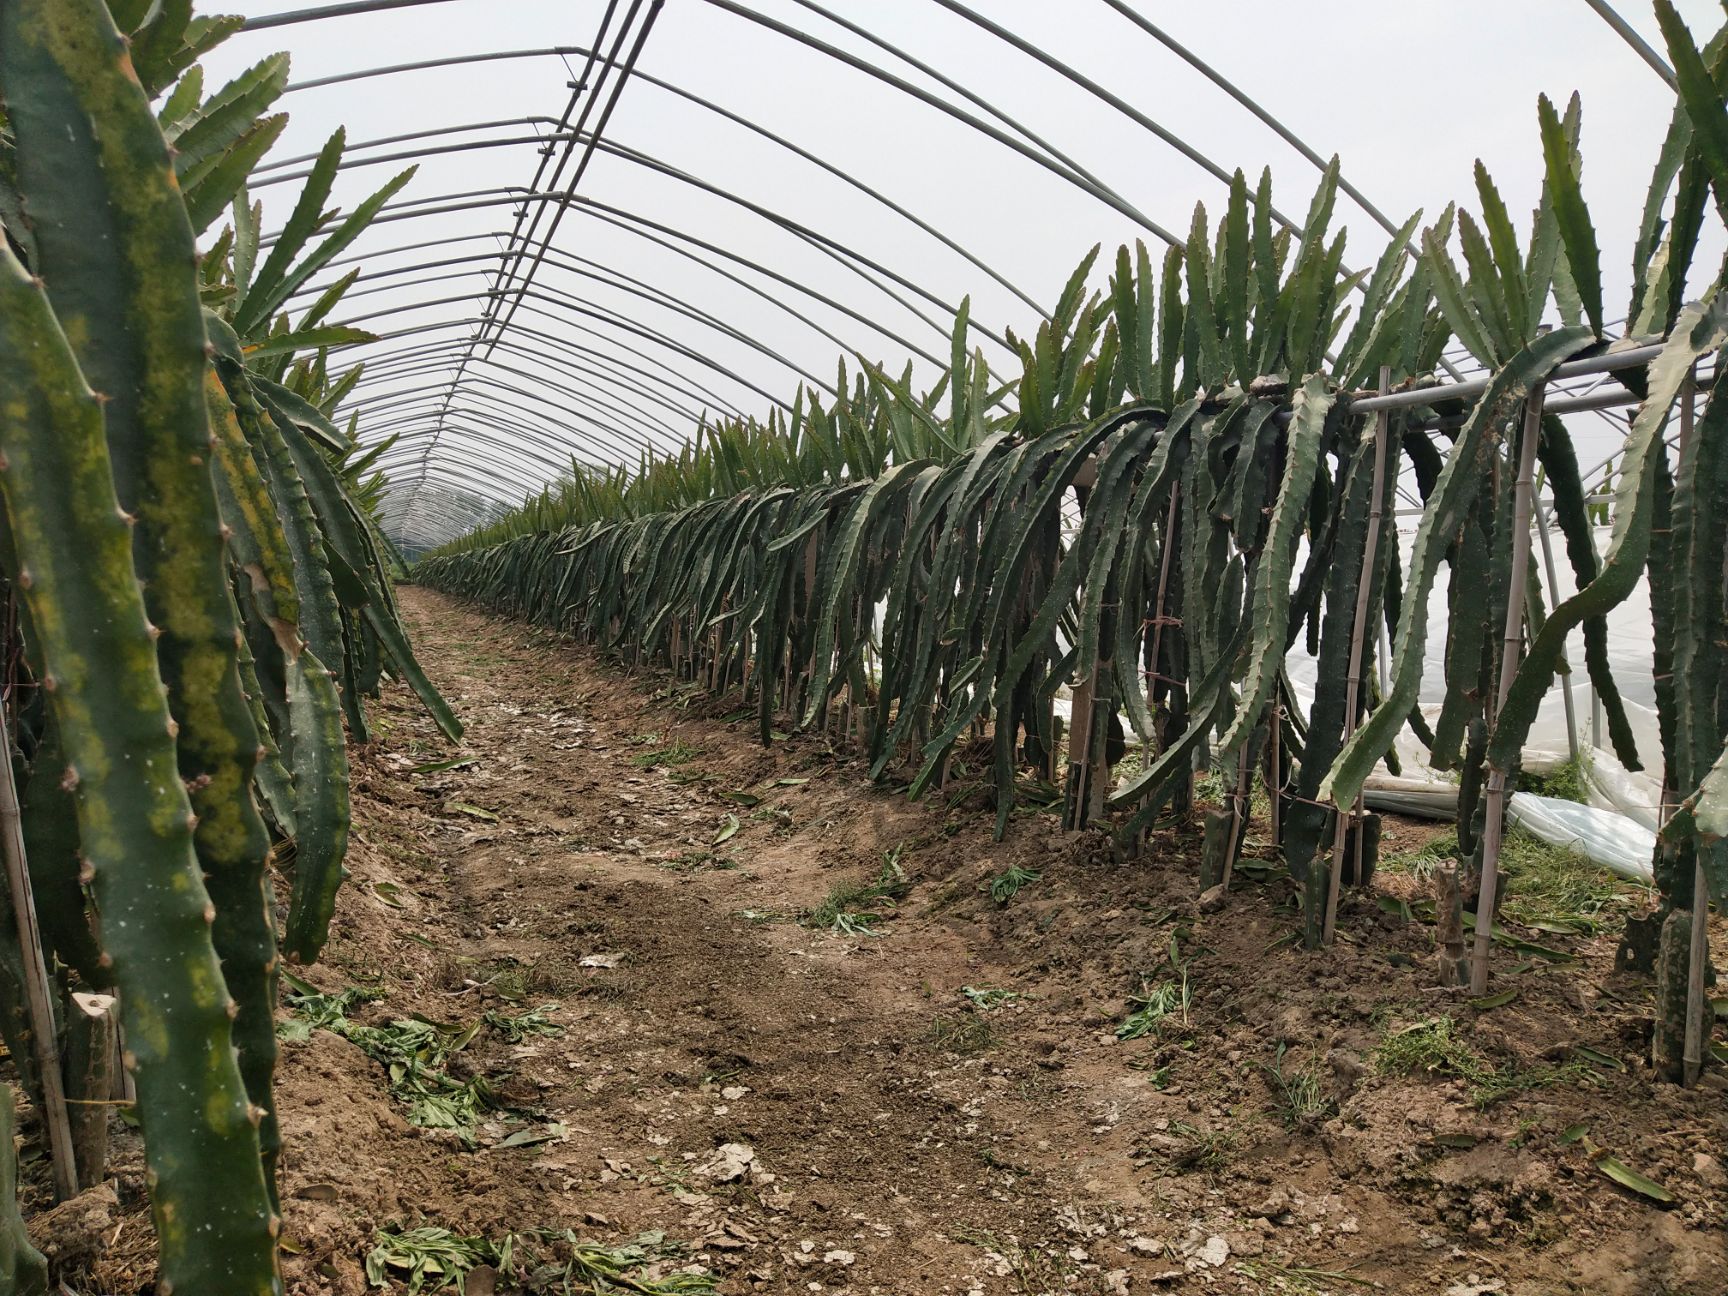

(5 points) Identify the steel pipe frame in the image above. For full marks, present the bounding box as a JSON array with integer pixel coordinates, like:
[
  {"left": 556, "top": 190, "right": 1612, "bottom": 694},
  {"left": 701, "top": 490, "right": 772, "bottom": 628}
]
[
  {"left": 341, "top": 307, "right": 750, "bottom": 419},
  {"left": 285, "top": 47, "right": 591, "bottom": 93},
  {"left": 480, "top": 0, "right": 664, "bottom": 354},
  {"left": 240, "top": 0, "right": 465, "bottom": 29},
  {"left": 341, "top": 306, "right": 753, "bottom": 417},
  {"left": 350, "top": 356, "right": 683, "bottom": 458},
  {"left": 348, "top": 369, "right": 684, "bottom": 461},
  {"left": 281, "top": 46, "right": 1045, "bottom": 319},
  {"left": 244, "top": 0, "right": 1449, "bottom": 535},
  {"left": 366, "top": 434, "right": 573, "bottom": 499},
  {"left": 768, "top": 0, "right": 1453, "bottom": 375},
  {"left": 333, "top": 287, "right": 796, "bottom": 413},
  {"left": 294, "top": 248, "right": 838, "bottom": 396},
  {"left": 363, "top": 408, "right": 629, "bottom": 480},
  {"left": 347, "top": 362, "right": 685, "bottom": 452},
  {"left": 1351, "top": 342, "right": 1667, "bottom": 413},
  {"left": 271, "top": 186, "right": 950, "bottom": 371},
  {"left": 309, "top": 260, "right": 824, "bottom": 406},
  {"left": 251, "top": 114, "right": 566, "bottom": 175},
  {"left": 699, "top": 0, "right": 1180, "bottom": 248},
  {"left": 344, "top": 332, "right": 710, "bottom": 430},
  {"left": 313, "top": 200, "right": 923, "bottom": 376},
  {"left": 363, "top": 413, "right": 612, "bottom": 486},
  {"left": 347, "top": 356, "right": 693, "bottom": 442},
  {"left": 335, "top": 313, "right": 750, "bottom": 426},
  {"left": 478, "top": 0, "right": 638, "bottom": 353},
  {"left": 366, "top": 426, "right": 574, "bottom": 490},
  {"left": 251, "top": 130, "right": 578, "bottom": 191},
  {"left": 565, "top": 132, "right": 1001, "bottom": 355},
  {"left": 926, "top": 0, "right": 1299, "bottom": 236},
  {"left": 377, "top": 458, "right": 549, "bottom": 517}
]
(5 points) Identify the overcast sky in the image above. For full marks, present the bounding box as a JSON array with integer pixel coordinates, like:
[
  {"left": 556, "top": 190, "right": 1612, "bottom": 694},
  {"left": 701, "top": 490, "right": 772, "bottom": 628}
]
[{"left": 208, "top": 0, "right": 1722, "bottom": 545}]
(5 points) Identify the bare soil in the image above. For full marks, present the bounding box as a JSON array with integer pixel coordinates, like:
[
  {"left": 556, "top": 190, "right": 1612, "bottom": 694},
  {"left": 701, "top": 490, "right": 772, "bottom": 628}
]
[{"left": 39, "top": 586, "right": 1728, "bottom": 1295}]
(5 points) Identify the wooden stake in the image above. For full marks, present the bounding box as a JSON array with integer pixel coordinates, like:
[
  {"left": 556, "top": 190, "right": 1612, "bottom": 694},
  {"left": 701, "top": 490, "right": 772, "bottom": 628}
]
[
  {"left": 1145, "top": 489, "right": 1182, "bottom": 756},
  {"left": 65, "top": 992, "right": 116, "bottom": 1190},
  {"left": 1532, "top": 494, "right": 1580, "bottom": 764},
  {"left": 1470, "top": 384, "right": 1547, "bottom": 995},
  {"left": 1324, "top": 368, "right": 1393, "bottom": 944},
  {"left": 0, "top": 700, "right": 78, "bottom": 1200},
  {"left": 1679, "top": 373, "right": 1712, "bottom": 1086}
]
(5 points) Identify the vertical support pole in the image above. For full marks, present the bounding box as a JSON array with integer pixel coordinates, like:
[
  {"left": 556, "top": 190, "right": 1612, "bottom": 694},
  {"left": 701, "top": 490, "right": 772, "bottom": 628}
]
[
  {"left": 65, "top": 991, "right": 117, "bottom": 1190},
  {"left": 1063, "top": 674, "right": 1096, "bottom": 831},
  {"left": 1145, "top": 489, "right": 1182, "bottom": 756},
  {"left": 1680, "top": 373, "right": 1711, "bottom": 1087},
  {"left": 1532, "top": 494, "right": 1581, "bottom": 765},
  {"left": 1267, "top": 693, "right": 1283, "bottom": 848},
  {"left": 1222, "top": 737, "right": 1252, "bottom": 891},
  {"left": 1470, "top": 384, "right": 1547, "bottom": 995},
  {"left": 1324, "top": 369, "right": 1393, "bottom": 944},
  {"left": 0, "top": 700, "right": 78, "bottom": 1200}
]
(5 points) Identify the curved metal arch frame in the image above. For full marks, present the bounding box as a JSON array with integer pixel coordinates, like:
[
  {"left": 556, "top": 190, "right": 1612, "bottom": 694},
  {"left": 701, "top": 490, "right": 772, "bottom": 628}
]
[
  {"left": 274, "top": 187, "right": 952, "bottom": 371},
  {"left": 365, "top": 406, "right": 635, "bottom": 482},
  {"left": 352, "top": 356, "right": 685, "bottom": 459},
  {"left": 345, "top": 333, "right": 712, "bottom": 431},
  {"left": 333, "top": 285, "right": 797, "bottom": 413},
  {"left": 348, "top": 356, "right": 688, "bottom": 448},
  {"left": 344, "top": 308, "right": 753, "bottom": 420},
  {"left": 298, "top": 246, "right": 840, "bottom": 396}
]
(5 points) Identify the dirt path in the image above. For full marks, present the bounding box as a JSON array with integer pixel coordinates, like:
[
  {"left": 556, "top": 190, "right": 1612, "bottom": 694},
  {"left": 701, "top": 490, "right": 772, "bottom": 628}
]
[{"left": 64, "top": 586, "right": 1725, "bottom": 1296}]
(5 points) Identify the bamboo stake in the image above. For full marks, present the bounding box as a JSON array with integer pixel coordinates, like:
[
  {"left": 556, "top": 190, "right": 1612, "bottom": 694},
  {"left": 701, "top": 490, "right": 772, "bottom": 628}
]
[
  {"left": 0, "top": 699, "right": 78, "bottom": 1200},
  {"left": 1469, "top": 384, "right": 1547, "bottom": 995},
  {"left": 1532, "top": 494, "right": 1581, "bottom": 764},
  {"left": 1268, "top": 693, "right": 1282, "bottom": 847},
  {"left": 1323, "top": 368, "right": 1393, "bottom": 944},
  {"left": 1222, "top": 736, "right": 1252, "bottom": 891},
  {"left": 1680, "top": 373, "right": 1711, "bottom": 1087},
  {"left": 1145, "top": 489, "right": 1182, "bottom": 756}
]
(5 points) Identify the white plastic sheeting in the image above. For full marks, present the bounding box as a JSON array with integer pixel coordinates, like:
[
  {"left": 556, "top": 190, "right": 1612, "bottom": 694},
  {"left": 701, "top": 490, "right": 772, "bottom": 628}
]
[{"left": 1284, "top": 519, "right": 1664, "bottom": 883}]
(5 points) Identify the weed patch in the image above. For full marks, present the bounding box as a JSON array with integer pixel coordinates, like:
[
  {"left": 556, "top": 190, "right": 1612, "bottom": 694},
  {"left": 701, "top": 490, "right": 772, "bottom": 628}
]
[
  {"left": 367, "top": 1224, "right": 716, "bottom": 1294},
  {"left": 631, "top": 738, "right": 703, "bottom": 769},
  {"left": 1116, "top": 935, "right": 1193, "bottom": 1041},
  {"left": 284, "top": 978, "right": 560, "bottom": 1142},
  {"left": 1374, "top": 1015, "right": 1591, "bottom": 1107},
  {"left": 1261, "top": 1043, "right": 1335, "bottom": 1129},
  {"left": 806, "top": 847, "right": 912, "bottom": 936},
  {"left": 983, "top": 863, "right": 1042, "bottom": 905}
]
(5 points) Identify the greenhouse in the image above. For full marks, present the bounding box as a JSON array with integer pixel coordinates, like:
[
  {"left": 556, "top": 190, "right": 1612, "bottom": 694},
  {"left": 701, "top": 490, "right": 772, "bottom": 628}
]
[{"left": 0, "top": 1, "right": 1724, "bottom": 1292}]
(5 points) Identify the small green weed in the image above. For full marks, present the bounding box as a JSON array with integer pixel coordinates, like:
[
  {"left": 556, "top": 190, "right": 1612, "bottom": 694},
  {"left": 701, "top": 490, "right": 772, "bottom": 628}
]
[
  {"left": 366, "top": 1224, "right": 717, "bottom": 1295},
  {"left": 806, "top": 847, "right": 912, "bottom": 935},
  {"left": 952, "top": 1227, "right": 1066, "bottom": 1295},
  {"left": 1379, "top": 826, "right": 1647, "bottom": 933},
  {"left": 284, "top": 979, "right": 557, "bottom": 1143},
  {"left": 630, "top": 738, "right": 703, "bottom": 769},
  {"left": 983, "top": 863, "right": 1042, "bottom": 905},
  {"left": 1374, "top": 1015, "right": 1592, "bottom": 1107},
  {"left": 961, "top": 985, "right": 1021, "bottom": 1010},
  {"left": 927, "top": 1014, "right": 997, "bottom": 1054},
  {"left": 1165, "top": 1119, "right": 1236, "bottom": 1171},
  {"left": 1261, "top": 1042, "right": 1335, "bottom": 1130},
  {"left": 481, "top": 1003, "right": 563, "bottom": 1043},
  {"left": 1116, "top": 934, "right": 1192, "bottom": 1041},
  {"left": 1517, "top": 755, "right": 1589, "bottom": 804}
]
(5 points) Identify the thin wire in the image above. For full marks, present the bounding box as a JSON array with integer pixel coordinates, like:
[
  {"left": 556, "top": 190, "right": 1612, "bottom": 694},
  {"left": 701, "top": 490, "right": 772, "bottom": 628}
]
[{"left": 241, "top": 0, "right": 466, "bottom": 30}]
